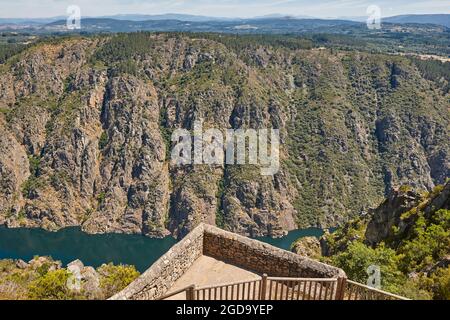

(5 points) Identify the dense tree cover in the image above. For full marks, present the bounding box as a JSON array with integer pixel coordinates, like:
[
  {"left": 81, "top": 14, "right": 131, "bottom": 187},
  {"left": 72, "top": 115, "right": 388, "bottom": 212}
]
[
  {"left": 93, "top": 32, "right": 155, "bottom": 63},
  {"left": 329, "top": 242, "right": 433, "bottom": 298},
  {"left": 183, "top": 33, "right": 314, "bottom": 51},
  {"left": 90, "top": 32, "right": 156, "bottom": 76},
  {"left": 0, "top": 33, "right": 96, "bottom": 65},
  {"left": 332, "top": 242, "right": 402, "bottom": 286},
  {"left": 411, "top": 58, "right": 450, "bottom": 93},
  {"left": 91, "top": 32, "right": 314, "bottom": 76},
  {"left": 0, "top": 43, "right": 27, "bottom": 64}
]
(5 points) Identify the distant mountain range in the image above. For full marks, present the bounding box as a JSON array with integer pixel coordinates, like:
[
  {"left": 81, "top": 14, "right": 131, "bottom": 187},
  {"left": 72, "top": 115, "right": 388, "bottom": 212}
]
[
  {"left": 0, "top": 13, "right": 449, "bottom": 27},
  {"left": 100, "top": 14, "right": 236, "bottom": 22},
  {"left": 0, "top": 17, "right": 66, "bottom": 25},
  {"left": 383, "top": 14, "right": 450, "bottom": 28},
  {"left": 20, "top": 17, "right": 363, "bottom": 34},
  {"left": 0, "top": 13, "right": 316, "bottom": 24}
]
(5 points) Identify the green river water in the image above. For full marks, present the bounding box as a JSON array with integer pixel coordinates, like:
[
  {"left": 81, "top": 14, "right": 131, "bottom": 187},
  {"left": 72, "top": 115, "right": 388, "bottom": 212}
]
[{"left": 0, "top": 226, "right": 326, "bottom": 272}]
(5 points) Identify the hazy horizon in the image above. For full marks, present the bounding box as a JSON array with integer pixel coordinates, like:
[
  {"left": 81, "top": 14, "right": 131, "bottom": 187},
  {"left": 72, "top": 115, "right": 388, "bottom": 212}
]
[{"left": 0, "top": 0, "right": 449, "bottom": 19}]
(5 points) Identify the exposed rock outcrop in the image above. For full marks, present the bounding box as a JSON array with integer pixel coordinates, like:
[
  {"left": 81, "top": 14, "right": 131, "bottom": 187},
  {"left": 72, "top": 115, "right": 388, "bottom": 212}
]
[
  {"left": 365, "top": 187, "right": 422, "bottom": 246},
  {"left": 366, "top": 182, "right": 450, "bottom": 246}
]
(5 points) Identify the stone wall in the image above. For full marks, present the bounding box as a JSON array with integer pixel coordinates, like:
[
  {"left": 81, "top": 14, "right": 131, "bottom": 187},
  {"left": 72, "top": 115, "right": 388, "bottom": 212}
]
[
  {"left": 203, "top": 224, "right": 346, "bottom": 279},
  {"left": 109, "top": 224, "right": 204, "bottom": 300},
  {"left": 111, "top": 223, "right": 346, "bottom": 300}
]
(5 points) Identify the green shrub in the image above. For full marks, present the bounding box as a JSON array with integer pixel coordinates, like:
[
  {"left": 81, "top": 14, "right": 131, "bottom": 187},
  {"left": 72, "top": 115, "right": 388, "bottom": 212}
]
[
  {"left": 395, "top": 277, "right": 433, "bottom": 300},
  {"left": 98, "top": 131, "right": 108, "bottom": 150},
  {"left": 21, "top": 177, "right": 45, "bottom": 199},
  {"left": 28, "top": 155, "right": 41, "bottom": 176},
  {"left": 331, "top": 241, "right": 404, "bottom": 290},
  {"left": 27, "top": 270, "right": 75, "bottom": 300},
  {"left": 20, "top": 155, "right": 45, "bottom": 199},
  {"left": 0, "top": 259, "right": 16, "bottom": 273},
  {"left": 98, "top": 264, "right": 140, "bottom": 298},
  {"left": 398, "top": 210, "right": 450, "bottom": 272},
  {"left": 96, "top": 192, "right": 106, "bottom": 206},
  {"left": 399, "top": 185, "right": 412, "bottom": 193},
  {"left": 430, "top": 267, "right": 450, "bottom": 300},
  {"left": 35, "top": 263, "right": 51, "bottom": 277}
]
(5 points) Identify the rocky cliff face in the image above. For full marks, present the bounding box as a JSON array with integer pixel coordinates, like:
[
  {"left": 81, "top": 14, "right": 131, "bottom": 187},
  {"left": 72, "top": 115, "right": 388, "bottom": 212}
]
[
  {"left": 0, "top": 34, "right": 448, "bottom": 239},
  {"left": 364, "top": 187, "right": 423, "bottom": 245},
  {"left": 321, "top": 181, "right": 450, "bottom": 255}
]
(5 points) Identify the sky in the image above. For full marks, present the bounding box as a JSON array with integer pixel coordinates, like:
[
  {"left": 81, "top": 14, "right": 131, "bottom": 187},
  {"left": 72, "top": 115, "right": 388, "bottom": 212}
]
[{"left": 0, "top": 0, "right": 449, "bottom": 19}]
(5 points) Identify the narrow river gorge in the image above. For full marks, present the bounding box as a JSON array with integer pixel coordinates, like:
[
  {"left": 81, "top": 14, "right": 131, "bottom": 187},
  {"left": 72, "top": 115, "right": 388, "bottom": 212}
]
[{"left": 0, "top": 226, "right": 327, "bottom": 272}]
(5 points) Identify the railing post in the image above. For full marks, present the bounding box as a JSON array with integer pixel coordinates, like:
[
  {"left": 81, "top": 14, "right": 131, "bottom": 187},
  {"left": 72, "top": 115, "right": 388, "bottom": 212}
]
[
  {"left": 259, "top": 274, "right": 268, "bottom": 300},
  {"left": 186, "top": 285, "right": 196, "bottom": 300},
  {"left": 336, "top": 277, "right": 347, "bottom": 300}
]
